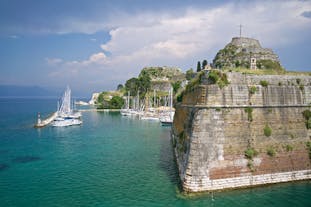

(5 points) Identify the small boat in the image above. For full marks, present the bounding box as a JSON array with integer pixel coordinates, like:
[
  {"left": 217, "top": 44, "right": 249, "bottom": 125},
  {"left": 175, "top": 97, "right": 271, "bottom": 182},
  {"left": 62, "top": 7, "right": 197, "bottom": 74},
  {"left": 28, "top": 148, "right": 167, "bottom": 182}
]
[
  {"left": 52, "top": 117, "right": 82, "bottom": 127},
  {"left": 160, "top": 87, "right": 174, "bottom": 125}
]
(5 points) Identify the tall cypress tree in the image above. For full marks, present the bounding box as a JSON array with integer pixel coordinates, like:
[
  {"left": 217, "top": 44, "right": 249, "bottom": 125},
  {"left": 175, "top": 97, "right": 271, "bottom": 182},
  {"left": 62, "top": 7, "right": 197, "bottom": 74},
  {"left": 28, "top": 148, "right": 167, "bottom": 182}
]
[
  {"left": 202, "top": 60, "right": 208, "bottom": 69},
  {"left": 197, "top": 61, "right": 201, "bottom": 72}
]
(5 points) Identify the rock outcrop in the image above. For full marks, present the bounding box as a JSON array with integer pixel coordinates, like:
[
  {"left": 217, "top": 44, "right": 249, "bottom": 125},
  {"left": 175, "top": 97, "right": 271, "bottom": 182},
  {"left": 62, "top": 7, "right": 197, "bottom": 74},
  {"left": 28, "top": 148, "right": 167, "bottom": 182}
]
[
  {"left": 213, "top": 37, "right": 280, "bottom": 69},
  {"left": 139, "top": 66, "right": 185, "bottom": 91},
  {"left": 172, "top": 71, "right": 311, "bottom": 192}
]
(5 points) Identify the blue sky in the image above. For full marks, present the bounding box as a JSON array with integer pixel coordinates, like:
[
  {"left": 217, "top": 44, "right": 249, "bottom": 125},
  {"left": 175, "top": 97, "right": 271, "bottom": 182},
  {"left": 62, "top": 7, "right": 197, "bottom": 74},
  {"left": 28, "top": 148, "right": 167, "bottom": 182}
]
[{"left": 0, "top": 0, "right": 311, "bottom": 97}]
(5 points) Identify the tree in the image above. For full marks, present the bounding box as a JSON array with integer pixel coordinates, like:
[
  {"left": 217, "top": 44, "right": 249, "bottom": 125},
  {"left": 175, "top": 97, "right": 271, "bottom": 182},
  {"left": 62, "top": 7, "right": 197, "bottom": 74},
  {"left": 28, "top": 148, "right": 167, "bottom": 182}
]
[
  {"left": 125, "top": 77, "right": 139, "bottom": 96},
  {"left": 138, "top": 73, "right": 151, "bottom": 97},
  {"left": 185, "top": 68, "right": 195, "bottom": 80},
  {"left": 202, "top": 60, "right": 208, "bottom": 69},
  {"left": 109, "top": 96, "right": 124, "bottom": 109},
  {"left": 117, "top": 84, "right": 124, "bottom": 91},
  {"left": 171, "top": 81, "right": 182, "bottom": 94},
  {"left": 197, "top": 61, "right": 201, "bottom": 72}
]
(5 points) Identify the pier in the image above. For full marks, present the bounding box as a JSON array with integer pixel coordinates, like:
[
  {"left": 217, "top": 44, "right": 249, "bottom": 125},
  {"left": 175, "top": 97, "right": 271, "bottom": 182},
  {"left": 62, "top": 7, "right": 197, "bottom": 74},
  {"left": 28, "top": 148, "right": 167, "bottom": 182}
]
[{"left": 34, "top": 112, "right": 58, "bottom": 128}]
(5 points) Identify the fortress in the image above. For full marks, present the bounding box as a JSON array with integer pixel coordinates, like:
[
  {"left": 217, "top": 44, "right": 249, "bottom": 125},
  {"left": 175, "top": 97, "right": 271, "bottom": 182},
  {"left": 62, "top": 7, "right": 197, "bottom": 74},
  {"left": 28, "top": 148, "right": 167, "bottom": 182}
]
[
  {"left": 213, "top": 37, "right": 280, "bottom": 69},
  {"left": 172, "top": 37, "right": 311, "bottom": 192}
]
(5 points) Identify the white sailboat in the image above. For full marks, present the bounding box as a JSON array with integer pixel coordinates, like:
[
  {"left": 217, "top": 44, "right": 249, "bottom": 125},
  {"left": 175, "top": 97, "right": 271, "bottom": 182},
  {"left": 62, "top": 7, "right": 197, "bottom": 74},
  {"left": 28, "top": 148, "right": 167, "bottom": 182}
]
[
  {"left": 52, "top": 86, "right": 82, "bottom": 127},
  {"left": 160, "top": 87, "right": 174, "bottom": 125}
]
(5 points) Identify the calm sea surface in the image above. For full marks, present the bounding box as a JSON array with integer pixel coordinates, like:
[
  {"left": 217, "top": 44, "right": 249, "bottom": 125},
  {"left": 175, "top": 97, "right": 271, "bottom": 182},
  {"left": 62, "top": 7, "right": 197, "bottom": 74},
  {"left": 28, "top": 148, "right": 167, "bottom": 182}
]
[{"left": 0, "top": 98, "right": 310, "bottom": 207}]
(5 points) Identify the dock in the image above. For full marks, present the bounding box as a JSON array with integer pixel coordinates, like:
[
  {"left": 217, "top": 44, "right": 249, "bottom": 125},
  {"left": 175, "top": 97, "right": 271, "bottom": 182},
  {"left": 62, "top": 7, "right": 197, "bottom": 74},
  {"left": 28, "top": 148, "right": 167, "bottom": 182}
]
[{"left": 34, "top": 112, "right": 58, "bottom": 128}]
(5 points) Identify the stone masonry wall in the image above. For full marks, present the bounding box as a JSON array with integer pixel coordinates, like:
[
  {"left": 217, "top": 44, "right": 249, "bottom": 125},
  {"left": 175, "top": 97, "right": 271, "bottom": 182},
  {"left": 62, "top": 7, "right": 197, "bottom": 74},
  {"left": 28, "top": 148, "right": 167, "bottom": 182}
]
[{"left": 172, "top": 72, "right": 311, "bottom": 192}]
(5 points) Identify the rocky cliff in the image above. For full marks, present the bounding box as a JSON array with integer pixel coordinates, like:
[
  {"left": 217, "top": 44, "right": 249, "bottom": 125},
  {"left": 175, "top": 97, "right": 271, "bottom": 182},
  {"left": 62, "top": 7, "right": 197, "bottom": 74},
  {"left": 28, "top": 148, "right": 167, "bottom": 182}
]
[{"left": 172, "top": 71, "right": 311, "bottom": 192}]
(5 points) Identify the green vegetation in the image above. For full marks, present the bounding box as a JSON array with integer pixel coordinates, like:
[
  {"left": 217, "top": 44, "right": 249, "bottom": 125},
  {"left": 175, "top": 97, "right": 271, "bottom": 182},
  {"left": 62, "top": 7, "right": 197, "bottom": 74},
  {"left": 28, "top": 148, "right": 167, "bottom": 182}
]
[
  {"left": 185, "top": 68, "right": 195, "bottom": 81},
  {"left": 215, "top": 108, "right": 221, "bottom": 112},
  {"left": 109, "top": 96, "right": 124, "bottom": 109},
  {"left": 207, "top": 70, "right": 230, "bottom": 88},
  {"left": 245, "top": 107, "right": 253, "bottom": 122},
  {"left": 285, "top": 144, "right": 294, "bottom": 152},
  {"left": 296, "top": 78, "right": 301, "bottom": 85},
  {"left": 267, "top": 147, "right": 276, "bottom": 157},
  {"left": 197, "top": 61, "right": 201, "bottom": 72},
  {"left": 171, "top": 81, "right": 182, "bottom": 94},
  {"left": 124, "top": 73, "right": 151, "bottom": 98},
  {"left": 202, "top": 59, "right": 208, "bottom": 69},
  {"left": 249, "top": 86, "right": 257, "bottom": 95},
  {"left": 260, "top": 80, "right": 269, "bottom": 87},
  {"left": 256, "top": 59, "right": 284, "bottom": 72},
  {"left": 302, "top": 110, "right": 311, "bottom": 129},
  {"left": 244, "top": 147, "right": 258, "bottom": 160},
  {"left": 97, "top": 93, "right": 124, "bottom": 109},
  {"left": 299, "top": 85, "right": 304, "bottom": 91},
  {"left": 264, "top": 124, "right": 272, "bottom": 137},
  {"left": 185, "top": 71, "right": 204, "bottom": 92}
]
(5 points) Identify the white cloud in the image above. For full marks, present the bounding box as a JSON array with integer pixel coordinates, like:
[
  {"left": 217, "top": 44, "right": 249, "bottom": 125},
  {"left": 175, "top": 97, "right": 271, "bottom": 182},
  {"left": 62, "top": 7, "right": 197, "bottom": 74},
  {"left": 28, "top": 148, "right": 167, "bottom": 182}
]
[{"left": 47, "top": 0, "right": 311, "bottom": 91}]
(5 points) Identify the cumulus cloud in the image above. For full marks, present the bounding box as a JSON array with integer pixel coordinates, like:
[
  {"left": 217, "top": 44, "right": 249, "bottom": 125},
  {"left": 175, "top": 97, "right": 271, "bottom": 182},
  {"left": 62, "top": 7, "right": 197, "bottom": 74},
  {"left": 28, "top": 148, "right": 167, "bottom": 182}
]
[{"left": 47, "top": 0, "right": 311, "bottom": 91}]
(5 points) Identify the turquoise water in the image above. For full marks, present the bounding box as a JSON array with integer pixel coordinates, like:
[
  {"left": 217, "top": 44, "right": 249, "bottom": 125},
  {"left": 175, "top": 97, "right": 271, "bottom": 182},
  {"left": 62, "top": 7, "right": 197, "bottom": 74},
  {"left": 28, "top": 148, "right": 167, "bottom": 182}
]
[{"left": 0, "top": 98, "right": 311, "bottom": 207}]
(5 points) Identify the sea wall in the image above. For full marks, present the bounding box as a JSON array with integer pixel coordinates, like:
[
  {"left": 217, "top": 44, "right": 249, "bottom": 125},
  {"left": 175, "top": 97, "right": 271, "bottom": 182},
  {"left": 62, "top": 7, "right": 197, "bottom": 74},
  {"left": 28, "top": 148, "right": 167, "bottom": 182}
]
[{"left": 172, "top": 72, "right": 311, "bottom": 192}]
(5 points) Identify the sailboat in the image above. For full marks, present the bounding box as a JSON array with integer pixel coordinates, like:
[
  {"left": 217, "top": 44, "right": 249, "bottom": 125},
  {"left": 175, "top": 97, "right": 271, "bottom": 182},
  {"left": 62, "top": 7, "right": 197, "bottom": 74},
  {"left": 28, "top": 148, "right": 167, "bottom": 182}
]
[
  {"left": 52, "top": 86, "right": 82, "bottom": 127},
  {"left": 160, "top": 87, "right": 175, "bottom": 125}
]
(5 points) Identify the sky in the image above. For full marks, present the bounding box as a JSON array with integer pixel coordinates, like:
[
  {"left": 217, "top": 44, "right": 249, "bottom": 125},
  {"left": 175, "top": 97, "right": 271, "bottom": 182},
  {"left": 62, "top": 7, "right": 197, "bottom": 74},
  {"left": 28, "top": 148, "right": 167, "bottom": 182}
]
[{"left": 0, "top": 0, "right": 311, "bottom": 97}]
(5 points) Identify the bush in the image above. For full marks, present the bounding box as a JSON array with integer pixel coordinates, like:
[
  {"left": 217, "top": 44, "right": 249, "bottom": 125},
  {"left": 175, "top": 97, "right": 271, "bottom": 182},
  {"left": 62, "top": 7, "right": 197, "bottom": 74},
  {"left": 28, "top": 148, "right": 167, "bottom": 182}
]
[
  {"left": 260, "top": 80, "right": 269, "bottom": 87},
  {"left": 249, "top": 86, "right": 257, "bottom": 95},
  {"left": 245, "top": 148, "right": 258, "bottom": 160},
  {"left": 299, "top": 85, "right": 304, "bottom": 91},
  {"left": 264, "top": 124, "right": 272, "bottom": 137},
  {"left": 285, "top": 144, "right": 293, "bottom": 152},
  {"left": 302, "top": 110, "right": 311, "bottom": 129},
  {"left": 208, "top": 70, "right": 230, "bottom": 88},
  {"left": 109, "top": 96, "right": 125, "bottom": 109},
  {"left": 267, "top": 147, "right": 276, "bottom": 157},
  {"left": 245, "top": 107, "right": 253, "bottom": 122}
]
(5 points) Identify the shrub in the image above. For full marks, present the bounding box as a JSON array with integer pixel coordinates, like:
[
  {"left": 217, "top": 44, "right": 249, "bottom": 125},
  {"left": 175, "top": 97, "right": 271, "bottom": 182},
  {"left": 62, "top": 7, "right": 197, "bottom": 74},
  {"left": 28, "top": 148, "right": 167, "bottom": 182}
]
[
  {"left": 302, "top": 110, "right": 311, "bottom": 129},
  {"left": 296, "top": 78, "right": 301, "bottom": 85},
  {"left": 264, "top": 124, "right": 272, "bottom": 137},
  {"left": 267, "top": 147, "right": 276, "bottom": 157},
  {"left": 285, "top": 144, "right": 293, "bottom": 152},
  {"left": 299, "top": 85, "right": 304, "bottom": 91},
  {"left": 245, "top": 148, "right": 258, "bottom": 160},
  {"left": 260, "top": 80, "right": 269, "bottom": 87},
  {"left": 207, "top": 70, "right": 230, "bottom": 88},
  {"left": 249, "top": 86, "right": 257, "bottom": 95},
  {"left": 245, "top": 107, "right": 253, "bottom": 122}
]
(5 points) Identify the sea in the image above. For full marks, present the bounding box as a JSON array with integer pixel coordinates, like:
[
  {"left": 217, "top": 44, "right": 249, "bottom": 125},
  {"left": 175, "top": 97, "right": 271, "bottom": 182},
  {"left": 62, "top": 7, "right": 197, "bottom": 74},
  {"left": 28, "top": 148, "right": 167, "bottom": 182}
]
[{"left": 0, "top": 97, "right": 311, "bottom": 207}]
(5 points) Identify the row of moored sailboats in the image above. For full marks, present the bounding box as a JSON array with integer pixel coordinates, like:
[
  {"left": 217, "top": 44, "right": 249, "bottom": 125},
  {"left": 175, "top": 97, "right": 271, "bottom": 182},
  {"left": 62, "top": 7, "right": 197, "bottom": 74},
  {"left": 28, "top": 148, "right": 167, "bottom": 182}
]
[{"left": 120, "top": 88, "right": 175, "bottom": 125}]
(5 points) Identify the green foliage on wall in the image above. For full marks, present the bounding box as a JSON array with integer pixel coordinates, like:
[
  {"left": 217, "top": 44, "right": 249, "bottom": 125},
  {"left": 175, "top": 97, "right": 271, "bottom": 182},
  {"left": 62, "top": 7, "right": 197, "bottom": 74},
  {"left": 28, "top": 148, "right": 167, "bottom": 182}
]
[
  {"left": 245, "top": 107, "right": 253, "bottom": 122},
  {"left": 260, "top": 80, "right": 269, "bottom": 87},
  {"left": 264, "top": 124, "right": 272, "bottom": 137}
]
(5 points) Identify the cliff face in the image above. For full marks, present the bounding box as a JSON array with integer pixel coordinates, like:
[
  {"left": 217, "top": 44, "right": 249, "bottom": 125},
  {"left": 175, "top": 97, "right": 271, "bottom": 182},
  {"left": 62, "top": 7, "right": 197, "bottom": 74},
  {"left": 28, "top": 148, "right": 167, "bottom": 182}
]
[
  {"left": 172, "top": 72, "right": 311, "bottom": 192},
  {"left": 213, "top": 37, "right": 280, "bottom": 69}
]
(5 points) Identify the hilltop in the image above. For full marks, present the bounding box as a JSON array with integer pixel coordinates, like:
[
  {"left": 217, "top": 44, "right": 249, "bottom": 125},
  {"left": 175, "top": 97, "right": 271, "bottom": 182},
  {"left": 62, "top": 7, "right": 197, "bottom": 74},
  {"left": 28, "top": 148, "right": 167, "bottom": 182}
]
[{"left": 213, "top": 37, "right": 282, "bottom": 71}]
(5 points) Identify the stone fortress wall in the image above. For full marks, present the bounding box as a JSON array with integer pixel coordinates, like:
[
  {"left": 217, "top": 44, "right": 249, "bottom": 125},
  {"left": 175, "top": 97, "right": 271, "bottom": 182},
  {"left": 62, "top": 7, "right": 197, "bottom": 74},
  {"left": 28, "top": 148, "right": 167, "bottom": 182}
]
[{"left": 172, "top": 72, "right": 311, "bottom": 192}]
